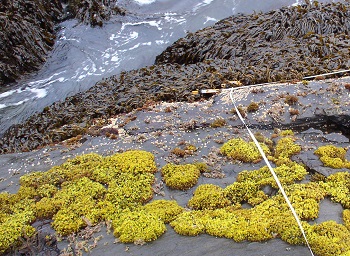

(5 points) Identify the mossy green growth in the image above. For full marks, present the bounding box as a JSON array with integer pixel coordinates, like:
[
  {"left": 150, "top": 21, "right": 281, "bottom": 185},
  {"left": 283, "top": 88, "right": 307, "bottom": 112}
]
[
  {"left": 112, "top": 208, "right": 166, "bottom": 243},
  {"left": 105, "top": 172, "right": 155, "bottom": 210},
  {"left": 343, "top": 209, "right": 350, "bottom": 229},
  {"left": 161, "top": 163, "right": 201, "bottom": 190},
  {"left": 279, "top": 130, "right": 295, "bottom": 137},
  {"left": 281, "top": 183, "right": 327, "bottom": 220},
  {"left": 170, "top": 210, "right": 209, "bottom": 236},
  {"left": 51, "top": 177, "right": 107, "bottom": 235},
  {"left": 274, "top": 137, "right": 301, "bottom": 159},
  {"left": 1, "top": 150, "right": 159, "bottom": 252},
  {"left": 323, "top": 172, "right": 350, "bottom": 208},
  {"left": 314, "top": 145, "right": 350, "bottom": 169},
  {"left": 220, "top": 138, "right": 271, "bottom": 163},
  {"left": 144, "top": 200, "right": 184, "bottom": 223},
  {"left": 188, "top": 184, "right": 231, "bottom": 210},
  {"left": 237, "top": 163, "right": 308, "bottom": 189},
  {"left": 0, "top": 194, "right": 37, "bottom": 254},
  {"left": 92, "top": 150, "right": 157, "bottom": 184},
  {"left": 0, "top": 211, "right": 36, "bottom": 254},
  {"left": 308, "top": 221, "right": 350, "bottom": 256}
]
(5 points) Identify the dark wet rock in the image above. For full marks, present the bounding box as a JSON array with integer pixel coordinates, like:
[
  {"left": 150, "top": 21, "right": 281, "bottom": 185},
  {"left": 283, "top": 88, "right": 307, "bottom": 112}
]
[
  {"left": 0, "top": 0, "right": 62, "bottom": 86},
  {"left": 62, "top": 0, "right": 126, "bottom": 27},
  {"left": 156, "top": 2, "right": 350, "bottom": 85}
]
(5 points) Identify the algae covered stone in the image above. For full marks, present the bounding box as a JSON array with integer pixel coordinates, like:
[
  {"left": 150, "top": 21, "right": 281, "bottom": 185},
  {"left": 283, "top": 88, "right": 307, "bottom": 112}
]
[
  {"left": 161, "top": 163, "right": 201, "bottom": 190},
  {"left": 112, "top": 208, "right": 166, "bottom": 243},
  {"left": 144, "top": 200, "right": 184, "bottom": 223},
  {"left": 220, "top": 138, "right": 271, "bottom": 163},
  {"left": 315, "top": 145, "right": 350, "bottom": 169},
  {"left": 188, "top": 184, "right": 231, "bottom": 210}
]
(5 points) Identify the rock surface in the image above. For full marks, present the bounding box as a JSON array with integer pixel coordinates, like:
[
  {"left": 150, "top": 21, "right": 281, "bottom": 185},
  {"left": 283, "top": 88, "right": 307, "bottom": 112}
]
[{"left": 1, "top": 87, "right": 349, "bottom": 256}]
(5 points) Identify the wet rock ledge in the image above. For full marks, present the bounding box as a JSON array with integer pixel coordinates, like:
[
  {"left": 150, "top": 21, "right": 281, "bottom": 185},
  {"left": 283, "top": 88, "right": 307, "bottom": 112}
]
[{"left": 1, "top": 2, "right": 350, "bottom": 154}]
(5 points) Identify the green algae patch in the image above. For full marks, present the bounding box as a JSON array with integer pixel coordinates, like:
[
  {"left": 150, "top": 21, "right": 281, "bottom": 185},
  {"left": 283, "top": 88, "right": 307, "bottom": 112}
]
[
  {"left": 0, "top": 150, "right": 160, "bottom": 252},
  {"left": 274, "top": 137, "right": 301, "bottom": 159},
  {"left": 343, "top": 209, "right": 350, "bottom": 229},
  {"left": 315, "top": 145, "right": 350, "bottom": 169},
  {"left": 237, "top": 163, "right": 308, "bottom": 188},
  {"left": 170, "top": 210, "right": 209, "bottom": 236},
  {"left": 112, "top": 208, "right": 166, "bottom": 243},
  {"left": 0, "top": 194, "right": 37, "bottom": 254},
  {"left": 161, "top": 163, "right": 200, "bottom": 190},
  {"left": 144, "top": 200, "right": 184, "bottom": 223},
  {"left": 323, "top": 172, "right": 350, "bottom": 208},
  {"left": 188, "top": 184, "right": 231, "bottom": 210},
  {"left": 220, "top": 138, "right": 271, "bottom": 163}
]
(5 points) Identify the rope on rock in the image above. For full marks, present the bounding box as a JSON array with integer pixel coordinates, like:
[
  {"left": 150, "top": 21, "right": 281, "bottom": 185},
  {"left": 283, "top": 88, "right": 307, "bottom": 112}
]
[{"left": 229, "top": 87, "right": 315, "bottom": 256}]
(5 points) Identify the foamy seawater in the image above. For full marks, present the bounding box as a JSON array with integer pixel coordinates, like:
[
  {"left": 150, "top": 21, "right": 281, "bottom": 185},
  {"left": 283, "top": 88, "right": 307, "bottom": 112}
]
[{"left": 0, "top": 0, "right": 344, "bottom": 134}]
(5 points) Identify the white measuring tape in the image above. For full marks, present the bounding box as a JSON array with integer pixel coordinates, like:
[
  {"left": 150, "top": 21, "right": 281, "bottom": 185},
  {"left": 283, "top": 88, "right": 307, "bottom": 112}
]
[{"left": 229, "top": 88, "right": 315, "bottom": 256}]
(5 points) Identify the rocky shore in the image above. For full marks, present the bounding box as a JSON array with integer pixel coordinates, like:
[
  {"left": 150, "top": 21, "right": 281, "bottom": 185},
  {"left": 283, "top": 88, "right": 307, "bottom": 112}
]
[
  {"left": 1, "top": 2, "right": 350, "bottom": 153},
  {"left": 1, "top": 1, "right": 350, "bottom": 255},
  {"left": 1, "top": 81, "right": 350, "bottom": 255}
]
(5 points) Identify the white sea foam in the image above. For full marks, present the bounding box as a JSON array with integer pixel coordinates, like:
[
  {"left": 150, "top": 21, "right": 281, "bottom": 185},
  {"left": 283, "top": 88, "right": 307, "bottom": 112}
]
[
  {"left": 133, "top": 0, "right": 156, "bottom": 5},
  {"left": 29, "top": 88, "right": 47, "bottom": 99},
  {"left": 0, "top": 89, "right": 17, "bottom": 99},
  {"left": 204, "top": 16, "right": 217, "bottom": 24}
]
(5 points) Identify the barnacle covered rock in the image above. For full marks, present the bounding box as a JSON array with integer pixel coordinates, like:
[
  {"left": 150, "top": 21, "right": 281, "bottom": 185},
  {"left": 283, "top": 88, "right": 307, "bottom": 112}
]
[
  {"left": 220, "top": 138, "right": 271, "bottom": 163},
  {"left": 112, "top": 208, "right": 166, "bottom": 243},
  {"left": 315, "top": 145, "right": 350, "bottom": 169},
  {"left": 161, "top": 163, "right": 201, "bottom": 190},
  {"left": 188, "top": 184, "right": 231, "bottom": 210},
  {"left": 144, "top": 200, "right": 184, "bottom": 223}
]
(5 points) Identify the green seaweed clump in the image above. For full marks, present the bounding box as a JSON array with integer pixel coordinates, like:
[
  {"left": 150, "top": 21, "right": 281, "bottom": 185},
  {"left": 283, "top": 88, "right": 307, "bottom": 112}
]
[
  {"left": 112, "top": 208, "right": 166, "bottom": 243},
  {"left": 220, "top": 138, "right": 271, "bottom": 163},
  {"left": 50, "top": 177, "right": 107, "bottom": 235},
  {"left": 281, "top": 182, "right": 327, "bottom": 220},
  {"left": 314, "top": 145, "right": 350, "bottom": 169},
  {"left": 274, "top": 137, "right": 301, "bottom": 159},
  {"left": 188, "top": 184, "right": 231, "bottom": 210},
  {"left": 343, "top": 209, "right": 350, "bottom": 230},
  {"left": 246, "top": 102, "right": 259, "bottom": 112},
  {"left": 237, "top": 163, "right": 308, "bottom": 189},
  {"left": 323, "top": 172, "right": 350, "bottom": 208},
  {"left": 161, "top": 163, "right": 201, "bottom": 190},
  {"left": 144, "top": 200, "right": 184, "bottom": 223},
  {"left": 282, "top": 220, "right": 350, "bottom": 256},
  {"left": 170, "top": 210, "right": 209, "bottom": 236},
  {"left": 0, "top": 194, "right": 36, "bottom": 254},
  {"left": 1, "top": 150, "right": 159, "bottom": 252}
]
